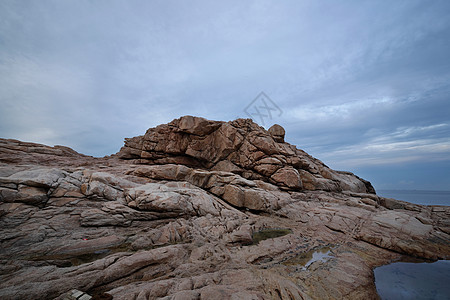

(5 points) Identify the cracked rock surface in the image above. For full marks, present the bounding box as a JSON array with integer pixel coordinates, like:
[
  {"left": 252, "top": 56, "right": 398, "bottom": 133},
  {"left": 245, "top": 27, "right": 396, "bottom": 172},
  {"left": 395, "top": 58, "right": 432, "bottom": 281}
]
[{"left": 0, "top": 116, "right": 449, "bottom": 299}]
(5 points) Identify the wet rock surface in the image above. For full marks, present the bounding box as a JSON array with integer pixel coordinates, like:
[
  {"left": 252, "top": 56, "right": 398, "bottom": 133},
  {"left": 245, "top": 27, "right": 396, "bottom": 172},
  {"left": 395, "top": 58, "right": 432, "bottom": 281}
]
[{"left": 0, "top": 116, "right": 449, "bottom": 299}]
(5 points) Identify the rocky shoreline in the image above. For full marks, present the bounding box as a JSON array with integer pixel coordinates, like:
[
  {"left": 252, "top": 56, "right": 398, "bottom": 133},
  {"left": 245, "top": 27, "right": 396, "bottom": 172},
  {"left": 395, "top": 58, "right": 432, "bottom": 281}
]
[{"left": 1, "top": 116, "right": 449, "bottom": 299}]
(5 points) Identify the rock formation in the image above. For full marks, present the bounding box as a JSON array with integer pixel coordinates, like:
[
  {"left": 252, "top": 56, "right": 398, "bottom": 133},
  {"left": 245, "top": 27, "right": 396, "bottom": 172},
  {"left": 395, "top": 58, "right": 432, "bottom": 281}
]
[{"left": 0, "top": 116, "right": 448, "bottom": 299}]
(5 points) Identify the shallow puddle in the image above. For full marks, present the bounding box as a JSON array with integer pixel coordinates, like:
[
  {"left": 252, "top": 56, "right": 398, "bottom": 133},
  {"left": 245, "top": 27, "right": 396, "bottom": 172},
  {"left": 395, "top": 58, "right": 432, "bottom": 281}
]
[
  {"left": 374, "top": 260, "right": 450, "bottom": 299},
  {"left": 283, "top": 246, "right": 334, "bottom": 270},
  {"left": 251, "top": 228, "right": 292, "bottom": 245}
]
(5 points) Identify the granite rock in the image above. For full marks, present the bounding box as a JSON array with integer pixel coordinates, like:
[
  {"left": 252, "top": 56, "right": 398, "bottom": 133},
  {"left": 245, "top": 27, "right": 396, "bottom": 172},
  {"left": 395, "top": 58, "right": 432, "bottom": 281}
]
[{"left": 0, "top": 116, "right": 448, "bottom": 300}]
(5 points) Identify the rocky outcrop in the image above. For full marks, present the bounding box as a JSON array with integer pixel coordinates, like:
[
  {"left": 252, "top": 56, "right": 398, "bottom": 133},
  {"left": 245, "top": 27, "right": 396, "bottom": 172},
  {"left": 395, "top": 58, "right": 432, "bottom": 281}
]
[
  {"left": 117, "top": 116, "right": 374, "bottom": 194},
  {"left": 0, "top": 139, "right": 90, "bottom": 166},
  {"left": 0, "top": 116, "right": 449, "bottom": 300}
]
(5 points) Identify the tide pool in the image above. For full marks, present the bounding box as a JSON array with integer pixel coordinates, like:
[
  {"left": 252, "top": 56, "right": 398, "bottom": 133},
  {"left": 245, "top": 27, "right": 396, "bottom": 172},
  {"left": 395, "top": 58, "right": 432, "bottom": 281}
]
[{"left": 374, "top": 260, "right": 450, "bottom": 300}]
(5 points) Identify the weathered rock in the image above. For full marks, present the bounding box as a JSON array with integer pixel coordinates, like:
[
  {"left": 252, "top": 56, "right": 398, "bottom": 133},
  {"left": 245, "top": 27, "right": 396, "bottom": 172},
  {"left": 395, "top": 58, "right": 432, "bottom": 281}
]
[
  {"left": 268, "top": 124, "right": 285, "bottom": 143},
  {"left": 125, "top": 181, "right": 227, "bottom": 217},
  {"left": 0, "top": 116, "right": 448, "bottom": 300},
  {"left": 61, "top": 289, "right": 92, "bottom": 300},
  {"left": 117, "top": 116, "right": 374, "bottom": 194},
  {"left": 271, "top": 166, "right": 302, "bottom": 189},
  {"left": 176, "top": 115, "right": 222, "bottom": 136}
]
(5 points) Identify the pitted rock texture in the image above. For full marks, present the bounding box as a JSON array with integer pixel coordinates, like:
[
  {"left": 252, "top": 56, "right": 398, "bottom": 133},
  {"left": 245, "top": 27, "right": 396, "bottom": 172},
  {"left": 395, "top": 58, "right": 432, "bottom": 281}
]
[{"left": 0, "top": 116, "right": 449, "bottom": 300}]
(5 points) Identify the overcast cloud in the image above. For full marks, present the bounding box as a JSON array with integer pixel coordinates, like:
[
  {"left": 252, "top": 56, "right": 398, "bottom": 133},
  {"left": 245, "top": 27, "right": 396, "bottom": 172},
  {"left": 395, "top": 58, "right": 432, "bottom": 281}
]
[{"left": 1, "top": 0, "right": 449, "bottom": 190}]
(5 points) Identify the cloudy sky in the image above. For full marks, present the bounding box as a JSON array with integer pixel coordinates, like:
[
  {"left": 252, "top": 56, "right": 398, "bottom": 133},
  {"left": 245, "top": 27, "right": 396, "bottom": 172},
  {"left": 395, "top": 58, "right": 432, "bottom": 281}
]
[{"left": 1, "top": 0, "right": 449, "bottom": 191}]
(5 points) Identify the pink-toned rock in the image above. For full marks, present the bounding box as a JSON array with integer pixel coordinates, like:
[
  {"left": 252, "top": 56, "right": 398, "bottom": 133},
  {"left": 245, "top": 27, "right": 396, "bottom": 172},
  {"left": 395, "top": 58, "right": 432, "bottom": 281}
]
[
  {"left": 117, "top": 116, "right": 374, "bottom": 193},
  {"left": 271, "top": 166, "right": 302, "bottom": 189},
  {"left": 0, "top": 116, "right": 448, "bottom": 300},
  {"left": 177, "top": 115, "right": 222, "bottom": 136}
]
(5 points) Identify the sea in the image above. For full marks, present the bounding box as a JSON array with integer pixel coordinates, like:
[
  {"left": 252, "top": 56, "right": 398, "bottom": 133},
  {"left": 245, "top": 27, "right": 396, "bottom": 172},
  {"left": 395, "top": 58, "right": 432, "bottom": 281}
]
[{"left": 373, "top": 190, "right": 450, "bottom": 299}]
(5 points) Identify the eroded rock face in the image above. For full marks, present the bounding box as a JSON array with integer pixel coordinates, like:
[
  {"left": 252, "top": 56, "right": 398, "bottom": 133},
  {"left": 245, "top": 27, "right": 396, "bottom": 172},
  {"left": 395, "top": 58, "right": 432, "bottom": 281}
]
[
  {"left": 118, "top": 116, "right": 374, "bottom": 194},
  {"left": 0, "top": 116, "right": 449, "bottom": 300}
]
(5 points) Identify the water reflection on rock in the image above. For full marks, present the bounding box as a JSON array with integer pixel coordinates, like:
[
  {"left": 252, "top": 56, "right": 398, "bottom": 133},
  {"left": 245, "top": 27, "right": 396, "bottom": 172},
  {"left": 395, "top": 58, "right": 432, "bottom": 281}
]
[{"left": 283, "top": 246, "right": 334, "bottom": 270}]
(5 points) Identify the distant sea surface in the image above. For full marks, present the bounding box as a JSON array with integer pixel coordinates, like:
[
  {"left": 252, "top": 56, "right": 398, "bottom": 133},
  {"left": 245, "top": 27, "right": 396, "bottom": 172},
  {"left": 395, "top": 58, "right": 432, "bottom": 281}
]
[{"left": 377, "top": 190, "right": 450, "bottom": 206}]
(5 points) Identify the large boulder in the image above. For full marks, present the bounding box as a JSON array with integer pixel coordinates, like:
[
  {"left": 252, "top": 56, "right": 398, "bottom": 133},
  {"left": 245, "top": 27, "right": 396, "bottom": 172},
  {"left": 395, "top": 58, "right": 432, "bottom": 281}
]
[{"left": 268, "top": 124, "right": 286, "bottom": 143}]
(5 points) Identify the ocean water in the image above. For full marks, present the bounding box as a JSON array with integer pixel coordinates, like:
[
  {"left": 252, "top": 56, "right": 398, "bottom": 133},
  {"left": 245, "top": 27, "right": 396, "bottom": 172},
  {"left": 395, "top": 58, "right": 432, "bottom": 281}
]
[
  {"left": 374, "top": 260, "right": 450, "bottom": 300},
  {"left": 377, "top": 190, "right": 450, "bottom": 206}
]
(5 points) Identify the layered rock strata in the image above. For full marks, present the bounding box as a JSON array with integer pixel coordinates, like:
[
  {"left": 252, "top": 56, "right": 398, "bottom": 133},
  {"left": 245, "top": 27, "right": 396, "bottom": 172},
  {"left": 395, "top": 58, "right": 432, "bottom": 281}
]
[{"left": 0, "top": 116, "right": 448, "bottom": 300}]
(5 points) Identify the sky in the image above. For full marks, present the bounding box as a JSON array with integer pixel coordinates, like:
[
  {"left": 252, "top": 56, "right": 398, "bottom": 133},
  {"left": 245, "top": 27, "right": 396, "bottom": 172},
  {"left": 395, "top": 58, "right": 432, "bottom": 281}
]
[{"left": 1, "top": 0, "right": 449, "bottom": 191}]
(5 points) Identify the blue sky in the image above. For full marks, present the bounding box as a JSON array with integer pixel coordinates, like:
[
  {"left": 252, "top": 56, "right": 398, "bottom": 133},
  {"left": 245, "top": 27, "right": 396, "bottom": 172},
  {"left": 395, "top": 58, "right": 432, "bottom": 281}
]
[{"left": 1, "top": 0, "right": 449, "bottom": 190}]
